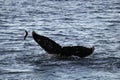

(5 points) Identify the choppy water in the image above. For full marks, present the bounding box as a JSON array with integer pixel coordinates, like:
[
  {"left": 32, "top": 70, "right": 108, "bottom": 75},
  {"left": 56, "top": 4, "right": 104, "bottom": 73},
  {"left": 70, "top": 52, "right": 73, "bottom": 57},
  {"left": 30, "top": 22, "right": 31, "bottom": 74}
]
[{"left": 0, "top": 0, "right": 120, "bottom": 80}]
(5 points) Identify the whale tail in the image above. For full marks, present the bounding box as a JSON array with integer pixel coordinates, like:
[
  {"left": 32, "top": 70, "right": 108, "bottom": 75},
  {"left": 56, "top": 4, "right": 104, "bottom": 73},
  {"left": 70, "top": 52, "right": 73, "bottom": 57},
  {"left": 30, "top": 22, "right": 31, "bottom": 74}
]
[
  {"left": 32, "top": 31, "right": 62, "bottom": 54},
  {"left": 32, "top": 31, "right": 94, "bottom": 58}
]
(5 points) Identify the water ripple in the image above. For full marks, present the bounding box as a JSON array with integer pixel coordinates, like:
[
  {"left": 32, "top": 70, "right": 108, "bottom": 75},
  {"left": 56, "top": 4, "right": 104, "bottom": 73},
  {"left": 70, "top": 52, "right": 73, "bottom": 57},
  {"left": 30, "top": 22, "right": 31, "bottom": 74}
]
[{"left": 0, "top": 0, "right": 120, "bottom": 79}]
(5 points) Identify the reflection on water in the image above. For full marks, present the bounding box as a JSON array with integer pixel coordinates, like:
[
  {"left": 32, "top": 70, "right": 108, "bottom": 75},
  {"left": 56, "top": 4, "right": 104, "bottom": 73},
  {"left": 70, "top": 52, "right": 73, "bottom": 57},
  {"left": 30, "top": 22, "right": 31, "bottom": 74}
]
[{"left": 0, "top": 0, "right": 120, "bottom": 80}]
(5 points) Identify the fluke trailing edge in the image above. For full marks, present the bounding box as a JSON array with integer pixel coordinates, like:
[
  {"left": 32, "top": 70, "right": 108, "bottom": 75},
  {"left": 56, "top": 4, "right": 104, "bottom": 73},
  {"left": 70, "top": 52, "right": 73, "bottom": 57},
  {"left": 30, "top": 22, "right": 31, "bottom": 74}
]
[{"left": 25, "top": 31, "right": 95, "bottom": 58}]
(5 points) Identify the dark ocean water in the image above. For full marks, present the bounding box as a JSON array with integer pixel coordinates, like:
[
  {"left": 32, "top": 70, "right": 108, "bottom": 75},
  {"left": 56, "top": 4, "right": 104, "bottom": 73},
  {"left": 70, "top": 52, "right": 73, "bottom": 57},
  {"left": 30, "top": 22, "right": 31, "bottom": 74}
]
[{"left": 0, "top": 0, "right": 120, "bottom": 80}]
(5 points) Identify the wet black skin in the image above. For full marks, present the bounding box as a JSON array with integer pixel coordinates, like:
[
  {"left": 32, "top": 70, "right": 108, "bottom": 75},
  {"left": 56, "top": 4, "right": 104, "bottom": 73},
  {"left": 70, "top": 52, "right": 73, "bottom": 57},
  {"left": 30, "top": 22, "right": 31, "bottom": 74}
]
[
  {"left": 32, "top": 31, "right": 62, "bottom": 54},
  {"left": 62, "top": 46, "right": 94, "bottom": 58},
  {"left": 32, "top": 31, "right": 94, "bottom": 58}
]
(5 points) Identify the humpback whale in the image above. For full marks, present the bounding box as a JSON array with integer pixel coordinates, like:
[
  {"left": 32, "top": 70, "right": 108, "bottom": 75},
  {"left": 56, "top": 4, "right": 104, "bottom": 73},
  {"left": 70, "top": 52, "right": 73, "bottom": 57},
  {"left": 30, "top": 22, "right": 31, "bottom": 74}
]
[{"left": 31, "top": 31, "right": 94, "bottom": 58}]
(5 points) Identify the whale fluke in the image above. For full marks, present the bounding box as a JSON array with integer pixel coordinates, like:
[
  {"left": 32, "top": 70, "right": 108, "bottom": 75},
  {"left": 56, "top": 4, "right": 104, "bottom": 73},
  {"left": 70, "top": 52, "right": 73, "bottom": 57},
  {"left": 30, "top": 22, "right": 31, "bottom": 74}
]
[
  {"left": 32, "top": 31, "right": 62, "bottom": 54},
  {"left": 72, "top": 46, "right": 94, "bottom": 58},
  {"left": 32, "top": 31, "right": 94, "bottom": 58},
  {"left": 61, "top": 46, "right": 94, "bottom": 58}
]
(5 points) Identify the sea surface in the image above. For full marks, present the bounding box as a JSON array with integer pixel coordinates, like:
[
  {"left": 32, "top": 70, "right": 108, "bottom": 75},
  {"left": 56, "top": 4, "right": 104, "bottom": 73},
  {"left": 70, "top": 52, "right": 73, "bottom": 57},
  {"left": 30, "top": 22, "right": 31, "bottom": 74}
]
[{"left": 0, "top": 0, "right": 120, "bottom": 80}]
